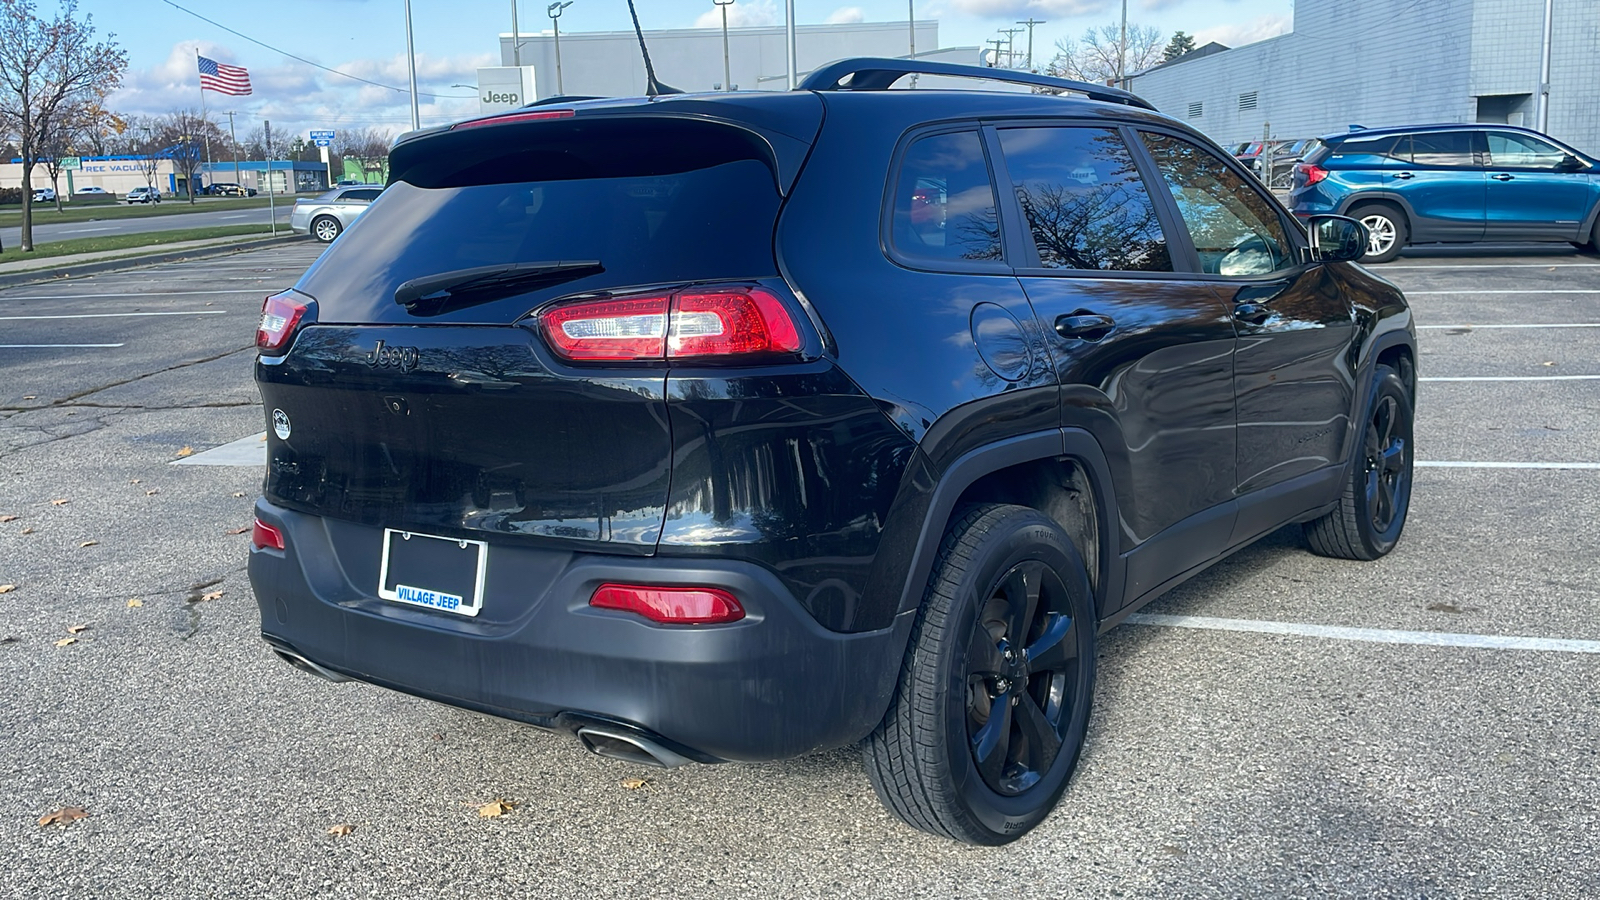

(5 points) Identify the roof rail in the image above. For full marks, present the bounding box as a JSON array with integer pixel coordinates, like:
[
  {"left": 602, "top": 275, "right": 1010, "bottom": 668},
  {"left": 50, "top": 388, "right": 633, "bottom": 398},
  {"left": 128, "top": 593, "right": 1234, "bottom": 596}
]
[{"left": 798, "top": 57, "right": 1156, "bottom": 111}]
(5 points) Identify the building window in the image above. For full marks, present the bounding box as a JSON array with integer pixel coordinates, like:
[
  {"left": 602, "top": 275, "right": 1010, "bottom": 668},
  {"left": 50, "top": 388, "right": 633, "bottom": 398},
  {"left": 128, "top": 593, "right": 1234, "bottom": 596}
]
[
  {"left": 1238, "top": 91, "right": 1258, "bottom": 111},
  {"left": 1188, "top": 101, "right": 1203, "bottom": 119}
]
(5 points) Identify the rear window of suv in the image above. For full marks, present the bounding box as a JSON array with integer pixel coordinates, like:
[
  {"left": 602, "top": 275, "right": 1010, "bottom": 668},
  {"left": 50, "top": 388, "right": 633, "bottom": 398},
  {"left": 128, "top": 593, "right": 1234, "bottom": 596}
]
[{"left": 296, "top": 119, "right": 783, "bottom": 324}]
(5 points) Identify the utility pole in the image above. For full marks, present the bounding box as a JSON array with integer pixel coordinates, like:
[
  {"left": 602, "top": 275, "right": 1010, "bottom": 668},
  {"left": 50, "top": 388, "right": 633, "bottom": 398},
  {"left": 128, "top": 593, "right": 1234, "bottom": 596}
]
[
  {"left": 1537, "top": 0, "right": 1553, "bottom": 132},
  {"left": 999, "top": 27, "right": 1022, "bottom": 68},
  {"left": 404, "top": 0, "right": 420, "bottom": 131},
  {"left": 985, "top": 39, "right": 1006, "bottom": 68},
  {"left": 908, "top": 0, "right": 915, "bottom": 59},
  {"left": 714, "top": 0, "right": 734, "bottom": 90},
  {"left": 1016, "top": 18, "right": 1045, "bottom": 70},
  {"left": 263, "top": 119, "right": 276, "bottom": 236},
  {"left": 786, "top": 0, "right": 797, "bottom": 89},
  {"left": 1119, "top": 0, "right": 1128, "bottom": 87},
  {"left": 549, "top": 2, "right": 572, "bottom": 96},
  {"left": 512, "top": 0, "right": 520, "bottom": 67}
]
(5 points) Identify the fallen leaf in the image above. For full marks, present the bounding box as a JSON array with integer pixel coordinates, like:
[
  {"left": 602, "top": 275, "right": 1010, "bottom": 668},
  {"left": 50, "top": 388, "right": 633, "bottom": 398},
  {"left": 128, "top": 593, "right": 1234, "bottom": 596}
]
[
  {"left": 129, "top": 479, "right": 140, "bottom": 485},
  {"left": 127, "top": 599, "right": 143, "bottom": 608},
  {"left": 1542, "top": 361, "right": 1556, "bottom": 367},
  {"left": 1427, "top": 601, "right": 1463, "bottom": 614},
  {"left": 225, "top": 526, "right": 249, "bottom": 535},
  {"left": 620, "top": 777, "right": 654, "bottom": 791},
  {"left": 175, "top": 446, "right": 194, "bottom": 457},
  {"left": 201, "top": 590, "right": 223, "bottom": 602},
  {"left": 232, "top": 492, "right": 246, "bottom": 498},
  {"left": 145, "top": 489, "right": 159, "bottom": 496},
  {"left": 21, "top": 395, "right": 35, "bottom": 400},
  {"left": 20, "top": 527, "right": 34, "bottom": 535},
  {"left": 0, "top": 584, "right": 14, "bottom": 594},
  {"left": 79, "top": 540, "right": 98, "bottom": 548},
  {"left": 0, "top": 636, "right": 16, "bottom": 644},
  {"left": 50, "top": 499, "right": 68, "bottom": 506},
  {"left": 37, "top": 807, "right": 88, "bottom": 827},
  {"left": 477, "top": 799, "right": 515, "bottom": 818},
  {"left": 327, "top": 823, "right": 356, "bottom": 836},
  {"left": 54, "top": 637, "right": 77, "bottom": 647},
  {"left": 66, "top": 624, "right": 89, "bottom": 634},
  {"left": 0, "top": 514, "right": 16, "bottom": 523}
]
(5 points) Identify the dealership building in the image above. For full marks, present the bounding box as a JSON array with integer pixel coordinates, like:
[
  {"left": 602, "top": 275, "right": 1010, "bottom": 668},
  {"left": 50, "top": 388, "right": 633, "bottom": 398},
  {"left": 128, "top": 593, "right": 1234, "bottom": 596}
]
[
  {"left": 1126, "top": 0, "right": 1600, "bottom": 153},
  {"left": 486, "top": 19, "right": 978, "bottom": 108}
]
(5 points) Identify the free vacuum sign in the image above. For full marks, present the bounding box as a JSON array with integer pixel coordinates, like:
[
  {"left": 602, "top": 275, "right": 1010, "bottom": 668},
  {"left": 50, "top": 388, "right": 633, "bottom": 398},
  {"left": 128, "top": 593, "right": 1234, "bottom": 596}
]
[{"left": 476, "top": 67, "right": 538, "bottom": 114}]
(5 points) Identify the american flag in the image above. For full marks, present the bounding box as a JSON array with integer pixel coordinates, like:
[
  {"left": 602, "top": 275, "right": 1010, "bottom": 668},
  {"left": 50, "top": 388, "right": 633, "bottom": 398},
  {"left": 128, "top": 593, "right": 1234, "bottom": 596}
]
[{"left": 198, "top": 56, "right": 252, "bottom": 96}]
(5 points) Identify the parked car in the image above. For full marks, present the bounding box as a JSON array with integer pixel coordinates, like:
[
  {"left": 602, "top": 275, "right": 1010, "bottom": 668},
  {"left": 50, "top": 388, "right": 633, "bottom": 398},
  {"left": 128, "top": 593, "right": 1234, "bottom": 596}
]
[
  {"left": 126, "top": 186, "right": 161, "bottom": 204},
  {"left": 287, "top": 185, "right": 382, "bottom": 242},
  {"left": 208, "top": 182, "right": 258, "bottom": 197},
  {"left": 31, "top": 187, "right": 55, "bottom": 202},
  {"left": 75, "top": 186, "right": 108, "bottom": 196},
  {"left": 1290, "top": 123, "right": 1600, "bottom": 262},
  {"left": 335, "top": 179, "right": 366, "bottom": 186},
  {"left": 249, "top": 58, "right": 1415, "bottom": 845}
]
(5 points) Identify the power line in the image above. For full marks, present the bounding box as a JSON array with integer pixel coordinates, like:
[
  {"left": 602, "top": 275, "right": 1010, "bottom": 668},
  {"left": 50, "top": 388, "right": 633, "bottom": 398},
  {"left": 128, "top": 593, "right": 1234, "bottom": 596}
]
[{"left": 159, "top": 0, "right": 475, "bottom": 100}]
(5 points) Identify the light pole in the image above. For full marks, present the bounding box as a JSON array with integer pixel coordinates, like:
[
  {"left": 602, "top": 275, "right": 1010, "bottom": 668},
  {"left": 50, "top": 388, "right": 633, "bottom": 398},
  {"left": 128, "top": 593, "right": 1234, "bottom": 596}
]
[
  {"left": 1118, "top": 0, "right": 1128, "bottom": 87},
  {"left": 549, "top": 2, "right": 572, "bottom": 97},
  {"left": 714, "top": 0, "right": 734, "bottom": 91},
  {"left": 785, "top": 0, "right": 796, "bottom": 89},
  {"left": 404, "top": 0, "right": 420, "bottom": 130}
]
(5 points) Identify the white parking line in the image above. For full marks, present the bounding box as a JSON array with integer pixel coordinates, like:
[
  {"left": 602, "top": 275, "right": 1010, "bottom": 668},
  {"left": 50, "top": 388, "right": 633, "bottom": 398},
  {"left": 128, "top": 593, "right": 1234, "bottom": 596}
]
[
  {"left": 0, "top": 289, "right": 266, "bottom": 299},
  {"left": 0, "top": 342, "right": 125, "bottom": 348},
  {"left": 170, "top": 432, "right": 267, "bottom": 466},
  {"left": 1418, "top": 461, "right": 1600, "bottom": 470},
  {"left": 1126, "top": 613, "right": 1600, "bottom": 654},
  {"left": 1380, "top": 263, "right": 1600, "bottom": 270},
  {"left": 1420, "top": 375, "right": 1600, "bottom": 382},
  {"left": 1406, "top": 290, "right": 1600, "bottom": 295},
  {"left": 0, "top": 310, "right": 227, "bottom": 321},
  {"left": 1418, "top": 323, "right": 1600, "bottom": 330}
]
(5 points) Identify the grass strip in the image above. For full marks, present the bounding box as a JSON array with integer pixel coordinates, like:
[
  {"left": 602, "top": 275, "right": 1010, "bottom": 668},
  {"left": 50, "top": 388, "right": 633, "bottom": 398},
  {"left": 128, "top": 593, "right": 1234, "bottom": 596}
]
[
  {"left": 0, "top": 196, "right": 280, "bottom": 226},
  {"left": 0, "top": 225, "right": 274, "bottom": 261}
]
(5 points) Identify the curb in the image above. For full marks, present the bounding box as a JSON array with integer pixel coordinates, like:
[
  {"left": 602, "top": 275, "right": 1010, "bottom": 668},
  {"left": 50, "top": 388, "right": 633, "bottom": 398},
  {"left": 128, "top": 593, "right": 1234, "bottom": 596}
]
[{"left": 0, "top": 234, "right": 311, "bottom": 290}]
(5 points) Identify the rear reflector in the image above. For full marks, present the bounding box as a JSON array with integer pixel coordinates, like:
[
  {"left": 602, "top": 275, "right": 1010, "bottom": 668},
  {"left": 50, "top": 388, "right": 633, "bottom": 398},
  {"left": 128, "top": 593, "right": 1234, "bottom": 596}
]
[
  {"left": 257, "top": 292, "right": 309, "bottom": 353},
  {"left": 251, "top": 518, "right": 285, "bottom": 551},
  {"left": 540, "top": 286, "right": 802, "bottom": 363},
  {"left": 453, "top": 109, "right": 575, "bottom": 129},
  {"left": 589, "top": 584, "right": 745, "bottom": 625}
]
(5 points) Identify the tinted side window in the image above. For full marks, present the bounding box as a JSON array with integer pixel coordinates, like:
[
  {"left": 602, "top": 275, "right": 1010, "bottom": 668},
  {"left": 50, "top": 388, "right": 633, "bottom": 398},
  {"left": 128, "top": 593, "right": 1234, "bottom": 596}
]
[
  {"left": 889, "top": 131, "right": 1003, "bottom": 265},
  {"left": 1406, "top": 132, "right": 1481, "bottom": 167},
  {"left": 1139, "top": 131, "right": 1294, "bottom": 277},
  {"left": 997, "top": 126, "right": 1171, "bottom": 272},
  {"left": 345, "top": 189, "right": 382, "bottom": 202},
  {"left": 1327, "top": 136, "right": 1406, "bottom": 165},
  {"left": 1486, "top": 132, "right": 1568, "bottom": 169}
]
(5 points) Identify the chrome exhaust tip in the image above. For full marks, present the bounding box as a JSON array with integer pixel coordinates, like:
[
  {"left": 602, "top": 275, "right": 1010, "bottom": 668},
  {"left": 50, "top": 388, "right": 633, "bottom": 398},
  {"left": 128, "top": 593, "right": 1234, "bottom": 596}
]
[
  {"left": 270, "top": 647, "right": 353, "bottom": 683},
  {"left": 576, "top": 725, "right": 691, "bottom": 768}
]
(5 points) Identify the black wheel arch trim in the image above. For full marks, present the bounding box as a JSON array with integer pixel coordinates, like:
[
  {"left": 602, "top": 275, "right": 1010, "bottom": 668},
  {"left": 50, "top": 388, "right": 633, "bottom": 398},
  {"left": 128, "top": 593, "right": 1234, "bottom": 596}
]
[{"left": 891, "top": 429, "right": 1125, "bottom": 627}]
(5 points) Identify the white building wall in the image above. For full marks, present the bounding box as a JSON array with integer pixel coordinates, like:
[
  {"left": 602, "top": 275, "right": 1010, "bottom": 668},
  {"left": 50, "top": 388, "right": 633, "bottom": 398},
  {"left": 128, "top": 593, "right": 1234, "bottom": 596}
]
[
  {"left": 1126, "top": 0, "right": 1599, "bottom": 154},
  {"left": 499, "top": 21, "right": 941, "bottom": 99}
]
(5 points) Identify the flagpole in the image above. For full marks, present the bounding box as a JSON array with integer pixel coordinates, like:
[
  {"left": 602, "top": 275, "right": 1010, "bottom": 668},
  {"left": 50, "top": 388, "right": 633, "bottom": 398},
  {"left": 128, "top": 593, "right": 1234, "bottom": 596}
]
[{"left": 196, "top": 48, "right": 213, "bottom": 197}]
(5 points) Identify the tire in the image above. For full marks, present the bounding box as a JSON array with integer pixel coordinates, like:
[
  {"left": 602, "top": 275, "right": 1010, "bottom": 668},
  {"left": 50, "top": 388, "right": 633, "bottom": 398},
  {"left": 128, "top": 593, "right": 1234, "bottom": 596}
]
[
  {"left": 863, "top": 503, "right": 1097, "bottom": 845},
  {"left": 311, "top": 215, "right": 342, "bottom": 243},
  {"left": 1349, "top": 203, "right": 1408, "bottom": 264},
  {"left": 1304, "top": 363, "right": 1414, "bottom": 560}
]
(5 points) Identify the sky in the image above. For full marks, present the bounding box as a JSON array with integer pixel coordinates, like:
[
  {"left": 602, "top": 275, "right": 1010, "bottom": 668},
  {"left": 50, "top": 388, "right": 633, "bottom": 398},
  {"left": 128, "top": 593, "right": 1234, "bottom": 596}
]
[{"left": 90, "top": 0, "right": 1293, "bottom": 144}]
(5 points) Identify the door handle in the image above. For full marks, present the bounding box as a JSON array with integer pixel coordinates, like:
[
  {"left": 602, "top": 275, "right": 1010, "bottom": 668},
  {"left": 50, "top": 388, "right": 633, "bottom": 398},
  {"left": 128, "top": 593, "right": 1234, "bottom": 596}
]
[
  {"left": 1393, "top": 171, "right": 1414, "bottom": 180},
  {"left": 1234, "top": 302, "right": 1273, "bottom": 324},
  {"left": 1491, "top": 173, "right": 1515, "bottom": 181},
  {"left": 1055, "top": 313, "right": 1115, "bottom": 341}
]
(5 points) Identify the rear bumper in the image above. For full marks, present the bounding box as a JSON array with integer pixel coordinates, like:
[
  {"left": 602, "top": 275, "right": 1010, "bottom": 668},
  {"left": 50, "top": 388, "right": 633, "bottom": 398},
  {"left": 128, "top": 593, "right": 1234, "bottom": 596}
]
[{"left": 248, "top": 500, "right": 910, "bottom": 762}]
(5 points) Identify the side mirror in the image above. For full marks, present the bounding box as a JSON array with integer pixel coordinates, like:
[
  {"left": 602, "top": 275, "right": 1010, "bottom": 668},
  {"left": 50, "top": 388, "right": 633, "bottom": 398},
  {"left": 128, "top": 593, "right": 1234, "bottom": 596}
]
[
  {"left": 1556, "top": 154, "right": 1587, "bottom": 173},
  {"left": 1307, "top": 214, "right": 1368, "bottom": 263}
]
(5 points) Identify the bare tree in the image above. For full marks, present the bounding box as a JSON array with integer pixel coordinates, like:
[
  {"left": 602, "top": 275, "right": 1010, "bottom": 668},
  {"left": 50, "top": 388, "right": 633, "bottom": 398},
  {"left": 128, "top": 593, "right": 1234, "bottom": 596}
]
[
  {"left": 0, "top": 0, "right": 126, "bottom": 250},
  {"left": 153, "top": 109, "right": 216, "bottom": 203},
  {"left": 1045, "top": 22, "right": 1163, "bottom": 86},
  {"left": 334, "top": 126, "right": 394, "bottom": 183}
]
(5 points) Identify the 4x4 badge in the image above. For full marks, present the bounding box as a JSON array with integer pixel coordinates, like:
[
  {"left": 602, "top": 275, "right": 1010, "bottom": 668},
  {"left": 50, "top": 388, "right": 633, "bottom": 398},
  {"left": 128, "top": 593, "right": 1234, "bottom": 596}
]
[
  {"left": 272, "top": 409, "right": 291, "bottom": 440},
  {"left": 366, "top": 340, "right": 420, "bottom": 372}
]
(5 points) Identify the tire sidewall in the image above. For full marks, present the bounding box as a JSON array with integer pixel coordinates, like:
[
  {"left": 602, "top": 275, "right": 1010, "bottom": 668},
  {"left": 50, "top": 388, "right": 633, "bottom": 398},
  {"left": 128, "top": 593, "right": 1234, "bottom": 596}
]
[
  {"left": 1352, "top": 366, "right": 1414, "bottom": 556},
  {"left": 1352, "top": 205, "right": 1406, "bottom": 264},
  {"left": 313, "top": 216, "right": 341, "bottom": 242},
  {"left": 934, "top": 514, "right": 1096, "bottom": 841}
]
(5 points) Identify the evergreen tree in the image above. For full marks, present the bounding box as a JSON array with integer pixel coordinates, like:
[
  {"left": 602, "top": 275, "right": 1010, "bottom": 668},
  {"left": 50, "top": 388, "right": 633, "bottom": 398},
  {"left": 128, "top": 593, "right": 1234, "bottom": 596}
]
[{"left": 1162, "top": 31, "right": 1197, "bottom": 62}]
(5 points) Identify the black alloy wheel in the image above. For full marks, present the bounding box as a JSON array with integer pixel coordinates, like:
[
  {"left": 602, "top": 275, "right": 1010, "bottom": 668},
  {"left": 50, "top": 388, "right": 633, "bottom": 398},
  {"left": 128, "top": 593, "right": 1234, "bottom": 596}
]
[
  {"left": 864, "top": 503, "right": 1096, "bottom": 845},
  {"left": 1305, "top": 363, "right": 1414, "bottom": 560}
]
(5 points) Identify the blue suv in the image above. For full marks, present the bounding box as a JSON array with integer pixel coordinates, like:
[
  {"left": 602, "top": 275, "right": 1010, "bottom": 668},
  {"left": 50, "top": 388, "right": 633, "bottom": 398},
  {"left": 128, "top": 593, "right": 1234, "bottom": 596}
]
[{"left": 1290, "top": 124, "right": 1600, "bottom": 262}]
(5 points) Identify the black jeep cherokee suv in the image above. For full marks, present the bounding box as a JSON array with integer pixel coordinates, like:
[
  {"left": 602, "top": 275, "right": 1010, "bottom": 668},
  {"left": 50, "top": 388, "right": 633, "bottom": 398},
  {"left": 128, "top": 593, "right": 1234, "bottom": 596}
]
[{"left": 249, "top": 59, "right": 1415, "bottom": 845}]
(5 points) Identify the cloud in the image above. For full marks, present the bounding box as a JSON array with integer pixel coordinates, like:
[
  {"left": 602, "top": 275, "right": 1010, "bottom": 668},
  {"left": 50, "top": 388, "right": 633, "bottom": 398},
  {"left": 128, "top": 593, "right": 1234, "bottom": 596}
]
[
  {"left": 694, "top": 0, "right": 779, "bottom": 28},
  {"left": 1193, "top": 14, "right": 1291, "bottom": 48},
  {"left": 825, "top": 7, "right": 866, "bottom": 24},
  {"left": 948, "top": 0, "right": 1110, "bottom": 16}
]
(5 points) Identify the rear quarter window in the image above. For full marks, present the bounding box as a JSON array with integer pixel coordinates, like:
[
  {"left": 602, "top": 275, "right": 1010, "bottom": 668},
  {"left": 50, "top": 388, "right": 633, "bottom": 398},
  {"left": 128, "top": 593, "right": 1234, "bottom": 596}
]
[{"left": 887, "top": 130, "right": 1004, "bottom": 266}]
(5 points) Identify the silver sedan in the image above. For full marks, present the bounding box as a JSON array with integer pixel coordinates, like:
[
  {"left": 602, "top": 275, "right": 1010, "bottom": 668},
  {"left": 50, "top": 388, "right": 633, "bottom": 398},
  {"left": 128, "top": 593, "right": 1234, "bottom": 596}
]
[{"left": 289, "top": 185, "right": 383, "bottom": 243}]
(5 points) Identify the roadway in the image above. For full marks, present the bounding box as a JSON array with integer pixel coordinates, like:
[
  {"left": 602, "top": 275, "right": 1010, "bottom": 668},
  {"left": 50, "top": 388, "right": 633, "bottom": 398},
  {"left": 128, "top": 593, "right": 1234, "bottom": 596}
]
[{"left": 0, "top": 203, "right": 294, "bottom": 247}]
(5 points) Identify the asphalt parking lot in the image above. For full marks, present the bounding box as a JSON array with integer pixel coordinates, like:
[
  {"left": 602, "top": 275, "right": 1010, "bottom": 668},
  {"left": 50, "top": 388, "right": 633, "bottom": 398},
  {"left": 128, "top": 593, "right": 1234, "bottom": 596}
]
[{"left": 2, "top": 243, "right": 1598, "bottom": 898}]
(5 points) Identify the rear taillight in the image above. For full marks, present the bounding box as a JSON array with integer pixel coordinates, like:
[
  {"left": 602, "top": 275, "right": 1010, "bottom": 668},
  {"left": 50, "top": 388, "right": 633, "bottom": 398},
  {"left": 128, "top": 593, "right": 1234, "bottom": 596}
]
[
  {"left": 539, "top": 285, "right": 803, "bottom": 363},
  {"left": 256, "top": 292, "right": 309, "bottom": 353},
  {"left": 1295, "top": 163, "right": 1329, "bottom": 187},
  {"left": 589, "top": 584, "right": 745, "bottom": 625},
  {"left": 251, "top": 518, "right": 285, "bottom": 551}
]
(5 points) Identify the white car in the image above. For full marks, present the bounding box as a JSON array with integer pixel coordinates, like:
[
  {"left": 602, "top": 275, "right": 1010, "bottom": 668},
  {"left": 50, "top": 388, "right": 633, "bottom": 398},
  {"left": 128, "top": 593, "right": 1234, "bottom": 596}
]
[
  {"left": 289, "top": 185, "right": 383, "bottom": 242},
  {"left": 76, "top": 186, "right": 108, "bottom": 196},
  {"left": 126, "top": 187, "right": 162, "bottom": 204},
  {"left": 32, "top": 187, "right": 55, "bottom": 202}
]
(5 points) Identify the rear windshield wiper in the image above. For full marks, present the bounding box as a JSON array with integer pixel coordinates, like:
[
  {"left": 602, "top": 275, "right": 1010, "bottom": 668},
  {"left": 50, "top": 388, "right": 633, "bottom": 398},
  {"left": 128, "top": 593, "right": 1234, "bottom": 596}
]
[{"left": 394, "top": 260, "right": 603, "bottom": 316}]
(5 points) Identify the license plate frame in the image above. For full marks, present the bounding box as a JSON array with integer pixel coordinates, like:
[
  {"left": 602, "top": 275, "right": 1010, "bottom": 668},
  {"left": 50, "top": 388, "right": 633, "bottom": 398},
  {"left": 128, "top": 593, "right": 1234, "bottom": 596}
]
[{"left": 376, "top": 529, "right": 488, "bottom": 617}]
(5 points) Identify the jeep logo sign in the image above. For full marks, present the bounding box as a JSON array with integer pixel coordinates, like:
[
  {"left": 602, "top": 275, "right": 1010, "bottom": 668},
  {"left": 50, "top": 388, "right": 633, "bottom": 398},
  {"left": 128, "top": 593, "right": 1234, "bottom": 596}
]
[{"left": 476, "top": 66, "right": 539, "bottom": 114}]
